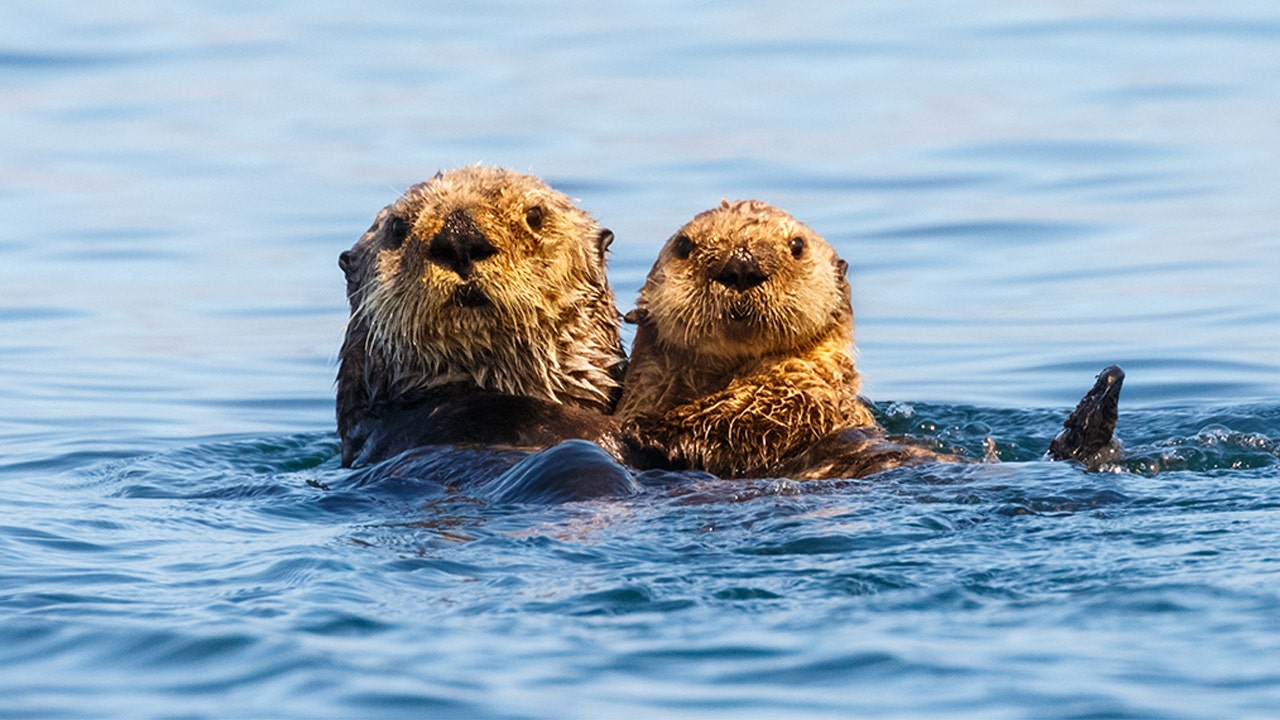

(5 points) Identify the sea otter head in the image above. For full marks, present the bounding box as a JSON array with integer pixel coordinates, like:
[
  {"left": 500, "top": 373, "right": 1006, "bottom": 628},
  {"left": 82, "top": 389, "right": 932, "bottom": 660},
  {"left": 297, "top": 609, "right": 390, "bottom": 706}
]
[
  {"left": 337, "top": 166, "right": 624, "bottom": 446},
  {"left": 630, "top": 199, "right": 853, "bottom": 360}
]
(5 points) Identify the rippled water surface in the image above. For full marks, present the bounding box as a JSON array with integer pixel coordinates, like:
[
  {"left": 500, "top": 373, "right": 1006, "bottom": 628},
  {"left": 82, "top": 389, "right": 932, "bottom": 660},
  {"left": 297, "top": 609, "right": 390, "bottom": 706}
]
[{"left": 2, "top": 2, "right": 1279, "bottom": 718}]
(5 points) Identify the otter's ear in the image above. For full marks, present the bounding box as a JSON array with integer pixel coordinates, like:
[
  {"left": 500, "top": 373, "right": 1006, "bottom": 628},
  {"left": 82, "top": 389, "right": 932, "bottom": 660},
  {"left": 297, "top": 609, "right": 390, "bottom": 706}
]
[
  {"left": 583, "top": 227, "right": 613, "bottom": 287},
  {"left": 596, "top": 228, "right": 614, "bottom": 259},
  {"left": 834, "top": 257, "right": 852, "bottom": 306},
  {"left": 339, "top": 239, "right": 369, "bottom": 297}
]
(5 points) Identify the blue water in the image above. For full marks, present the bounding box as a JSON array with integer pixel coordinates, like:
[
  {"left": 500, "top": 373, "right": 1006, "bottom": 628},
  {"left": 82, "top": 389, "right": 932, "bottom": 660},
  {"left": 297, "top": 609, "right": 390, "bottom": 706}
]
[{"left": 3, "top": 2, "right": 1279, "bottom": 717}]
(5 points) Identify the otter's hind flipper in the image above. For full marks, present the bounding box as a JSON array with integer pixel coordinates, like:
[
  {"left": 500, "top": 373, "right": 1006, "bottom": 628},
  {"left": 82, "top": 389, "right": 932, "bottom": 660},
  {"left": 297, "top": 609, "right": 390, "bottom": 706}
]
[{"left": 1049, "top": 365, "right": 1124, "bottom": 465}]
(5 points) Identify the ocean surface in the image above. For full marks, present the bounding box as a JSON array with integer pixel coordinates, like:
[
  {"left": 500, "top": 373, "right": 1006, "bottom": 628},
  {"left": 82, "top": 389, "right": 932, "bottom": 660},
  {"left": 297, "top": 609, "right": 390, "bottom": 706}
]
[{"left": 2, "top": 2, "right": 1279, "bottom": 717}]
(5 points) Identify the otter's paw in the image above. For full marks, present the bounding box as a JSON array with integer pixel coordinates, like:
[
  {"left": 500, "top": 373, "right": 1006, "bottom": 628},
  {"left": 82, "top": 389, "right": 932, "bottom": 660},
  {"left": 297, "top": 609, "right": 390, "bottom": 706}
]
[{"left": 619, "top": 417, "right": 685, "bottom": 471}]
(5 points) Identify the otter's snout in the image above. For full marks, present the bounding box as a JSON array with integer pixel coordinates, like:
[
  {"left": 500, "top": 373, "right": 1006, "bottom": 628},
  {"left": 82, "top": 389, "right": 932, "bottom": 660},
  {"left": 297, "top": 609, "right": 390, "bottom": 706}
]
[
  {"left": 712, "top": 248, "right": 768, "bottom": 292},
  {"left": 428, "top": 209, "right": 497, "bottom": 278}
]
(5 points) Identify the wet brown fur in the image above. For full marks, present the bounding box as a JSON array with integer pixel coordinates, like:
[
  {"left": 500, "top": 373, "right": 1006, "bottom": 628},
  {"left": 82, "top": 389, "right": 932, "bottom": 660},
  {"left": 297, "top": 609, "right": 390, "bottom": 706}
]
[
  {"left": 618, "top": 199, "right": 950, "bottom": 479},
  {"left": 337, "top": 166, "right": 626, "bottom": 467}
]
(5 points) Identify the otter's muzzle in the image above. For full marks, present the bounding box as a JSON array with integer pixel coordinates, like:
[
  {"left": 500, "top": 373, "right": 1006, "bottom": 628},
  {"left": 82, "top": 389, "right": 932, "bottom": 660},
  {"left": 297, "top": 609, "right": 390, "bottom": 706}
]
[
  {"left": 428, "top": 209, "right": 498, "bottom": 278},
  {"left": 712, "top": 248, "right": 768, "bottom": 292}
]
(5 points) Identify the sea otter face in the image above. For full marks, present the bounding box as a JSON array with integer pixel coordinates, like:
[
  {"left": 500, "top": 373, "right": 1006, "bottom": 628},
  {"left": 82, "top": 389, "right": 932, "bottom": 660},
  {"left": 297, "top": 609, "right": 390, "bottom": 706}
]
[
  {"left": 638, "top": 199, "right": 851, "bottom": 359},
  {"left": 344, "top": 166, "right": 610, "bottom": 342},
  {"left": 338, "top": 165, "right": 620, "bottom": 406}
]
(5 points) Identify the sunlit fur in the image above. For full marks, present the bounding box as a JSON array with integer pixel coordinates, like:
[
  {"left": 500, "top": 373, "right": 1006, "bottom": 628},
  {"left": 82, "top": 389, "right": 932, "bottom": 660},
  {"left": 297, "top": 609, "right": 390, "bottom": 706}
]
[
  {"left": 617, "top": 199, "right": 879, "bottom": 478},
  {"left": 639, "top": 200, "right": 847, "bottom": 360},
  {"left": 337, "top": 166, "right": 625, "bottom": 463}
]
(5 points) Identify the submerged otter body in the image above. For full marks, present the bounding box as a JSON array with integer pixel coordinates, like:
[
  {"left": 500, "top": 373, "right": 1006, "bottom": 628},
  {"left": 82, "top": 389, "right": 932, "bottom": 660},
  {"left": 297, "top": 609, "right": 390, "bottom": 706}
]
[{"left": 336, "top": 166, "right": 627, "bottom": 468}]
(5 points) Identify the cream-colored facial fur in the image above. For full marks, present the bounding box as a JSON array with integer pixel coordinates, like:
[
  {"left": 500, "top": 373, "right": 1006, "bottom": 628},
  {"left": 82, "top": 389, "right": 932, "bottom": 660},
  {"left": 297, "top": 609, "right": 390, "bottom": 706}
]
[{"left": 638, "top": 199, "right": 849, "bottom": 360}]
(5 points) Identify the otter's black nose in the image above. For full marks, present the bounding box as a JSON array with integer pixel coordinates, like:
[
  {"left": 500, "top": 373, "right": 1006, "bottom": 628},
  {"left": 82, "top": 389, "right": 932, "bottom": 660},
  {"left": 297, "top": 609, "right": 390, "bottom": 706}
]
[
  {"left": 428, "top": 209, "right": 497, "bottom": 278},
  {"left": 713, "top": 251, "right": 767, "bottom": 292}
]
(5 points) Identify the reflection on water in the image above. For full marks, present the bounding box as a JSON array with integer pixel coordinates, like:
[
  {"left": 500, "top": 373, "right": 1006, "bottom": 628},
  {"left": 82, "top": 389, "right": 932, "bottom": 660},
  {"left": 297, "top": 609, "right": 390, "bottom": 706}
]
[{"left": 1, "top": 1, "right": 1279, "bottom": 718}]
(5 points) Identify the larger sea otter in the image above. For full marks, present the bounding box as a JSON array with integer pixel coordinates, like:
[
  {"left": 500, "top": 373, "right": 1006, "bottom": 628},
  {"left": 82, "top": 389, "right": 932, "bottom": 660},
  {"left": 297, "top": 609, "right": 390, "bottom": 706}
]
[
  {"left": 617, "top": 199, "right": 1120, "bottom": 479},
  {"left": 336, "top": 166, "right": 627, "bottom": 468}
]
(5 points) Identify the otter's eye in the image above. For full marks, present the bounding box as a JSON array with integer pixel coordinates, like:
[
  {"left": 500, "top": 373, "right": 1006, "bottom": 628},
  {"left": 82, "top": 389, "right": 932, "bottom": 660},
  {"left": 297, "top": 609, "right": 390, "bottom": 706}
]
[
  {"left": 789, "top": 236, "right": 806, "bottom": 259},
  {"left": 384, "top": 216, "right": 411, "bottom": 250},
  {"left": 525, "top": 205, "right": 544, "bottom": 232},
  {"left": 673, "top": 234, "right": 695, "bottom": 259}
]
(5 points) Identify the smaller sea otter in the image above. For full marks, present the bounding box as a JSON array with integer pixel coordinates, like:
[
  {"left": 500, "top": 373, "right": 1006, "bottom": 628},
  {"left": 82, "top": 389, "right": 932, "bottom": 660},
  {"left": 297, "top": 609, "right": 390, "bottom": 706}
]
[
  {"left": 617, "top": 199, "right": 945, "bottom": 478},
  {"left": 617, "top": 200, "right": 1119, "bottom": 479},
  {"left": 337, "top": 166, "right": 627, "bottom": 468}
]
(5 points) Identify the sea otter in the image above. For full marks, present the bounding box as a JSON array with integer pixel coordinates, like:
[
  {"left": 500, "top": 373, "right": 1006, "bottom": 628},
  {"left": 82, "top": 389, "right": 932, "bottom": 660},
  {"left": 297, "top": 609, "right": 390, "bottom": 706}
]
[
  {"left": 336, "top": 166, "right": 627, "bottom": 469},
  {"left": 617, "top": 199, "right": 1120, "bottom": 479}
]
